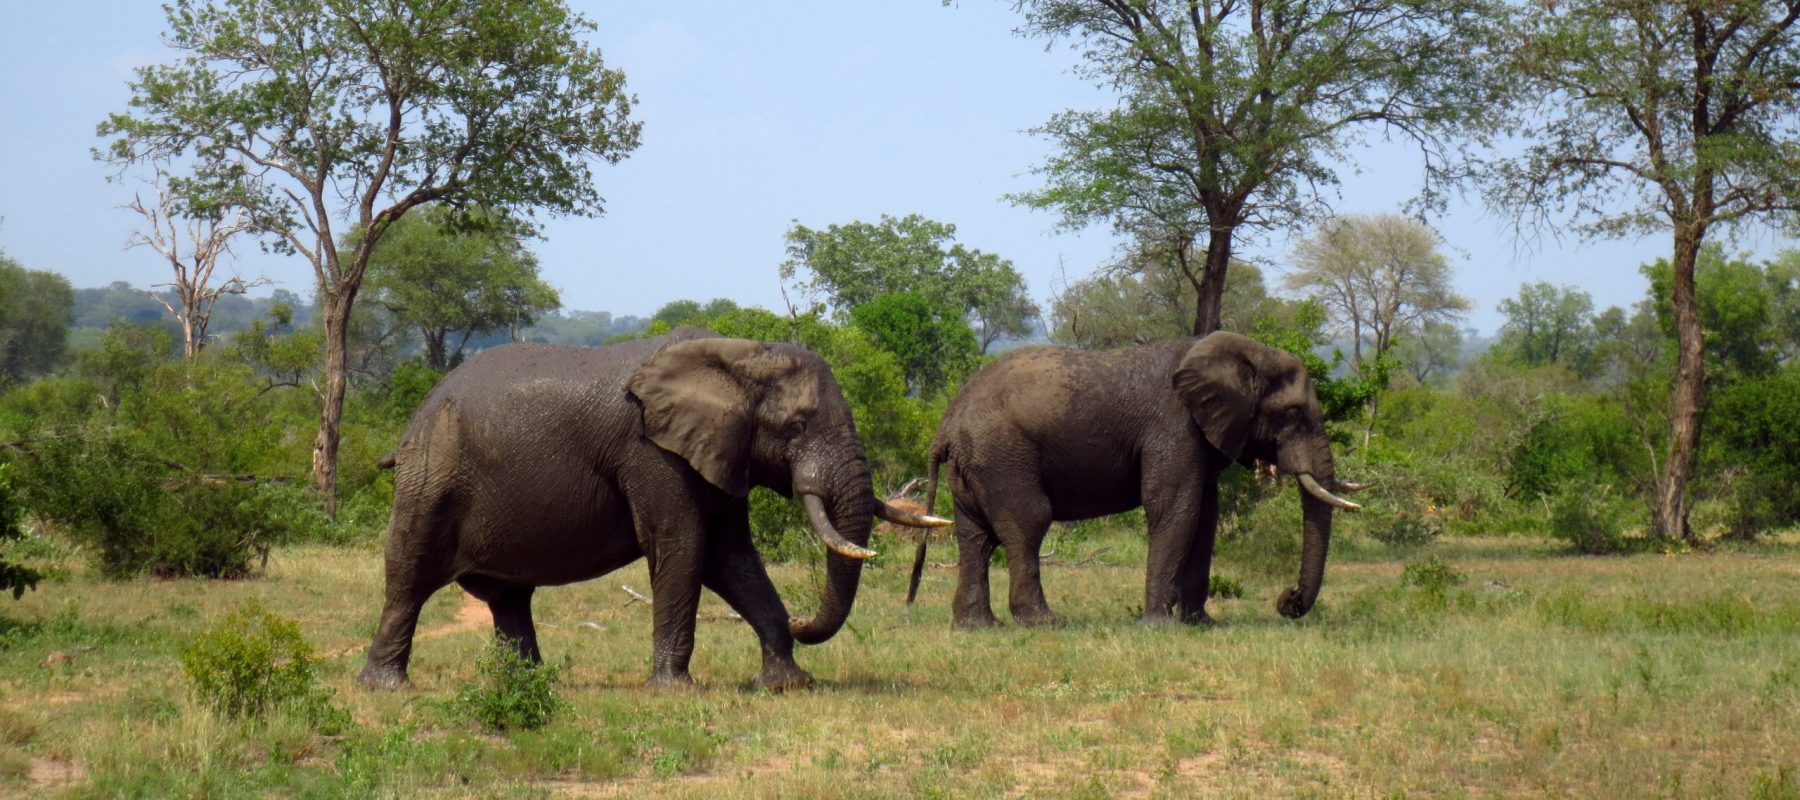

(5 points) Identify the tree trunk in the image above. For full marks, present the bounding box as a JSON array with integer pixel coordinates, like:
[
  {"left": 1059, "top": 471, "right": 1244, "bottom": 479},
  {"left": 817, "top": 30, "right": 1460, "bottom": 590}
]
[
  {"left": 424, "top": 327, "right": 448, "bottom": 371},
  {"left": 1193, "top": 228, "right": 1231, "bottom": 335},
  {"left": 1654, "top": 225, "right": 1706, "bottom": 542},
  {"left": 312, "top": 291, "right": 354, "bottom": 517}
]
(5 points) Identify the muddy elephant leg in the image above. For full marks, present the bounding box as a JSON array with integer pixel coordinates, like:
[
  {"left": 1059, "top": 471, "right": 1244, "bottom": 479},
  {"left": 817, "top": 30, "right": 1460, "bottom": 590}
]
[
  {"left": 1176, "top": 474, "right": 1221, "bottom": 626},
  {"left": 994, "top": 496, "right": 1061, "bottom": 628},
  {"left": 1141, "top": 466, "right": 1202, "bottom": 624},
  {"left": 645, "top": 527, "right": 706, "bottom": 688},
  {"left": 701, "top": 506, "right": 812, "bottom": 692},
  {"left": 951, "top": 498, "right": 1003, "bottom": 629},
  {"left": 359, "top": 505, "right": 455, "bottom": 689},
  {"left": 459, "top": 576, "right": 541, "bottom": 662}
]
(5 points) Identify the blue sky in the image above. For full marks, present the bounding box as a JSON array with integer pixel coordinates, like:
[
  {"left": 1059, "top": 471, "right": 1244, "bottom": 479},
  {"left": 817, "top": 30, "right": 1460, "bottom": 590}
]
[{"left": 1, "top": 2, "right": 1788, "bottom": 335}]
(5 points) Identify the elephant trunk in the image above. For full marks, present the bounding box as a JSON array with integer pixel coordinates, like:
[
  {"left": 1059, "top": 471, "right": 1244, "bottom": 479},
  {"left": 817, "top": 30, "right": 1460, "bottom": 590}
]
[
  {"left": 790, "top": 474, "right": 874, "bottom": 645},
  {"left": 1278, "top": 487, "right": 1334, "bottom": 619}
]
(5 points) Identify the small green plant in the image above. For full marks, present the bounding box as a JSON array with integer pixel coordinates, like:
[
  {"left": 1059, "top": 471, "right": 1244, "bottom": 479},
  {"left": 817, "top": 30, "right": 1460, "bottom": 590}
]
[
  {"left": 180, "top": 598, "right": 325, "bottom": 720},
  {"left": 454, "top": 640, "right": 567, "bottom": 732},
  {"left": 1367, "top": 509, "right": 1442, "bottom": 549},
  {"left": 1208, "top": 574, "right": 1245, "bottom": 599},
  {"left": 1401, "top": 557, "right": 1466, "bottom": 606}
]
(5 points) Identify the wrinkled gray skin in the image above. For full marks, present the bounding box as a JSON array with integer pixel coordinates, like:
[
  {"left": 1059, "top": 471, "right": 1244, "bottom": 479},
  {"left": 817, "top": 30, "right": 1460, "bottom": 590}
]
[
  {"left": 915, "top": 331, "right": 1357, "bottom": 628},
  {"left": 358, "top": 328, "right": 882, "bottom": 692}
]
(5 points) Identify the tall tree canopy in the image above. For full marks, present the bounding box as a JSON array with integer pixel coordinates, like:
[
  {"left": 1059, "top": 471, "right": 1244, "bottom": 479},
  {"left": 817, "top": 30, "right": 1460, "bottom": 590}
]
[
  {"left": 1010, "top": 0, "right": 1498, "bottom": 336},
  {"left": 1496, "top": 282, "right": 1596, "bottom": 370},
  {"left": 781, "top": 214, "right": 1038, "bottom": 354},
  {"left": 1486, "top": 0, "right": 1800, "bottom": 540},
  {"left": 98, "top": 0, "right": 641, "bottom": 509},
  {"left": 359, "top": 207, "right": 560, "bottom": 371},
  {"left": 1283, "top": 214, "right": 1470, "bottom": 372}
]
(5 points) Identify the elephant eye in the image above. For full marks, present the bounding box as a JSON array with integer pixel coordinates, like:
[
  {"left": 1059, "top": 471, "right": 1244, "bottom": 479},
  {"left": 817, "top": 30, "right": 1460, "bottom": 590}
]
[{"left": 784, "top": 418, "right": 807, "bottom": 436}]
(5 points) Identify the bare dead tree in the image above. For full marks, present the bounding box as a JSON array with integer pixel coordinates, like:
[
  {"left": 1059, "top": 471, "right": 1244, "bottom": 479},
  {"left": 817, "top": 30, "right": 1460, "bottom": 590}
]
[{"left": 123, "top": 179, "right": 266, "bottom": 357}]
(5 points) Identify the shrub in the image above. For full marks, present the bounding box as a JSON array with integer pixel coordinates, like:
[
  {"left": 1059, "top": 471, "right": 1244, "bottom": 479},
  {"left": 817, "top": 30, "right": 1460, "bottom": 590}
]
[
  {"left": 181, "top": 598, "right": 326, "bottom": 720},
  {"left": 1218, "top": 490, "right": 1303, "bottom": 578},
  {"left": 454, "top": 640, "right": 567, "bottom": 732},
  {"left": 1207, "top": 574, "right": 1244, "bottom": 599},
  {"left": 1707, "top": 367, "right": 1800, "bottom": 538},
  {"left": 0, "top": 463, "right": 41, "bottom": 600},
  {"left": 1548, "top": 482, "right": 1633, "bottom": 554}
]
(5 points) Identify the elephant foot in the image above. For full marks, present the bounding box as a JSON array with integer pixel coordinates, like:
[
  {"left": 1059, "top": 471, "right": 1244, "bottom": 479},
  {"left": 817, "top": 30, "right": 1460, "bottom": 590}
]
[
  {"left": 357, "top": 663, "right": 411, "bottom": 690},
  {"left": 1136, "top": 611, "right": 1181, "bottom": 627},
  {"left": 755, "top": 660, "right": 815, "bottom": 693},
  {"left": 1179, "top": 608, "right": 1219, "bottom": 627},
  {"left": 1012, "top": 608, "right": 1066, "bottom": 628},
  {"left": 952, "top": 610, "right": 1004, "bottom": 630},
  {"left": 647, "top": 671, "right": 697, "bottom": 691}
]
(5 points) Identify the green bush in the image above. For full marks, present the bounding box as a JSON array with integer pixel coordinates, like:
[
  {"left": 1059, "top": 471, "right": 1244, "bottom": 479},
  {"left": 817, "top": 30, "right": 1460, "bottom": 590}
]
[
  {"left": 454, "top": 640, "right": 567, "bottom": 732},
  {"left": 0, "top": 463, "right": 41, "bottom": 600},
  {"left": 1218, "top": 490, "right": 1302, "bottom": 578},
  {"left": 181, "top": 598, "right": 328, "bottom": 720},
  {"left": 1707, "top": 367, "right": 1800, "bottom": 537},
  {"left": 1207, "top": 573, "right": 1244, "bottom": 599},
  {"left": 1506, "top": 394, "right": 1649, "bottom": 501},
  {"left": 1548, "top": 481, "right": 1633, "bottom": 554}
]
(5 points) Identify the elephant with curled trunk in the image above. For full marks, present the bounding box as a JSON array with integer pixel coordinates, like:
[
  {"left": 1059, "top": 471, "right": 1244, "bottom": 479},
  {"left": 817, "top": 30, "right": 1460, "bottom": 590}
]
[
  {"left": 358, "top": 328, "right": 947, "bottom": 692},
  {"left": 907, "top": 331, "right": 1363, "bottom": 628}
]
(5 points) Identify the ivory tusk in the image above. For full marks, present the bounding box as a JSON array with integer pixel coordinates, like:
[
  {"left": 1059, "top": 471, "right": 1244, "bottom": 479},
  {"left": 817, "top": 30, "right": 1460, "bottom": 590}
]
[
  {"left": 1335, "top": 480, "right": 1371, "bottom": 493},
  {"left": 874, "top": 496, "right": 953, "bottom": 528},
  {"left": 803, "top": 494, "right": 878, "bottom": 559},
  {"left": 1298, "top": 473, "right": 1361, "bottom": 511}
]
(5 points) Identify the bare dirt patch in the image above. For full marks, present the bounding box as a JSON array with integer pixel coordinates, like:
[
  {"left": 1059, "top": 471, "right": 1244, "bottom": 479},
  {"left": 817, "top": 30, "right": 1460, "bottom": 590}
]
[{"left": 29, "top": 756, "right": 85, "bottom": 789}]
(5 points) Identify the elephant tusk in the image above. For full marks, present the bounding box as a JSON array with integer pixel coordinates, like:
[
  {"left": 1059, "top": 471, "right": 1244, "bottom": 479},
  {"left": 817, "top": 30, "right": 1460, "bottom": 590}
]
[
  {"left": 1298, "top": 473, "right": 1361, "bottom": 511},
  {"left": 1335, "top": 480, "right": 1372, "bottom": 493},
  {"left": 874, "top": 496, "right": 953, "bottom": 528},
  {"left": 803, "top": 494, "right": 878, "bottom": 560}
]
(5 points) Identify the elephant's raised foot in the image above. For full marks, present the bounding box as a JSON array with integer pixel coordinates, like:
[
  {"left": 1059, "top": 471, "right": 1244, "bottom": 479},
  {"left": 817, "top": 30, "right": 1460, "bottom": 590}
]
[
  {"left": 755, "top": 661, "right": 815, "bottom": 693},
  {"left": 357, "top": 663, "right": 411, "bottom": 690}
]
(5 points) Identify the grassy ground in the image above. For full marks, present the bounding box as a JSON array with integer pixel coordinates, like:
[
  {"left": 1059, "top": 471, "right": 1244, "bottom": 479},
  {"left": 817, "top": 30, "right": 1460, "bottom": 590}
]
[{"left": 2, "top": 527, "right": 1799, "bottom": 799}]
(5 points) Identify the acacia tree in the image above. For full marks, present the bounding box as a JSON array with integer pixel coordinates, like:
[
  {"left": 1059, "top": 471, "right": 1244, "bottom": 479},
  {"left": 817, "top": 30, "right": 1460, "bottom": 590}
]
[
  {"left": 359, "top": 207, "right": 560, "bottom": 371},
  {"left": 1284, "top": 214, "right": 1469, "bottom": 371},
  {"left": 1486, "top": 0, "right": 1800, "bottom": 540},
  {"left": 123, "top": 176, "right": 264, "bottom": 357},
  {"left": 1010, "top": 0, "right": 1499, "bottom": 336},
  {"left": 98, "top": 0, "right": 641, "bottom": 509}
]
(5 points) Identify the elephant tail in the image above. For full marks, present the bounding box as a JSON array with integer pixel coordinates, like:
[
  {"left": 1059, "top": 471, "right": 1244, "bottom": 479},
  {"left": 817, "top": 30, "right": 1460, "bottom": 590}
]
[
  {"left": 376, "top": 451, "right": 396, "bottom": 470},
  {"left": 906, "top": 439, "right": 948, "bottom": 606}
]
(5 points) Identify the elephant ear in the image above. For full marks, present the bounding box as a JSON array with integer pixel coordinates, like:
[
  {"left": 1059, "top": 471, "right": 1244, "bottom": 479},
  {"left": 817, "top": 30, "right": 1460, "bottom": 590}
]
[
  {"left": 627, "top": 338, "right": 780, "bottom": 498},
  {"left": 1172, "top": 333, "right": 1263, "bottom": 460}
]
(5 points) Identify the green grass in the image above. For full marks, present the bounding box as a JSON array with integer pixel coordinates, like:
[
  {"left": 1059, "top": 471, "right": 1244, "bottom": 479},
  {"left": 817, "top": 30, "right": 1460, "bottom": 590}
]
[{"left": 2, "top": 527, "right": 1798, "bottom": 798}]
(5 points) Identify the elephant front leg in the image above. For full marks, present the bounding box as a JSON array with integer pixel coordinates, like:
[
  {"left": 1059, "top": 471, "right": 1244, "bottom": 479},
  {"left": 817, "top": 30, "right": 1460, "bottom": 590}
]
[
  {"left": 702, "top": 516, "right": 813, "bottom": 692},
  {"left": 646, "top": 537, "right": 706, "bottom": 688},
  {"left": 1176, "top": 476, "right": 1221, "bottom": 626},
  {"left": 1141, "top": 470, "right": 1202, "bottom": 624}
]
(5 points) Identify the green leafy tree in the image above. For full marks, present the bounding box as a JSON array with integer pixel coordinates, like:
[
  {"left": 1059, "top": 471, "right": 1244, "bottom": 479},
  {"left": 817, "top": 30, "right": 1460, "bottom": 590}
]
[
  {"left": 98, "top": 0, "right": 642, "bottom": 511},
  {"left": 1495, "top": 282, "right": 1596, "bottom": 369},
  {"left": 0, "top": 253, "right": 75, "bottom": 383},
  {"left": 359, "top": 207, "right": 561, "bottom": 370},
  {"left": 781, "top": 214, "right": 1038, "bottom": 354},
  {"left": 847, "top": 292, "right": 978, "bottom": 397},
  {"left": 0, "top": 463, "right": 41, "bottom": 600},
  {"left": 1485, "top": 0, "right": 1800, "bottom": 541},
  {"left": 1643, "top": 247, "right": 1785, "bottom": 381},
  {"left": 1009, "top": 0, "right": 1500, "bottom": 336}
]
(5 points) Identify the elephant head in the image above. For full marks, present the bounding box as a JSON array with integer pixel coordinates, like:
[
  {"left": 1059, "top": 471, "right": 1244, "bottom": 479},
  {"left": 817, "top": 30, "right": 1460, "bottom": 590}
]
[
  {"left": 1173, "top": 331, "right": 1363, "bottom": 620},
  {"left": 628, "top": 337, "right": 948, "bottom": 644}
]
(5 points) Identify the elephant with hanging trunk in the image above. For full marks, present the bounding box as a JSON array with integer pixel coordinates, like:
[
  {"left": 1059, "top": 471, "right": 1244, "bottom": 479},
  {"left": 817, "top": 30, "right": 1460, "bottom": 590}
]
[
  {"left": 907, "top": 331, "right": 1365, "bottom": 628},
  {"left": 359, "top": 327, "right": 948, "bottom": 692}
]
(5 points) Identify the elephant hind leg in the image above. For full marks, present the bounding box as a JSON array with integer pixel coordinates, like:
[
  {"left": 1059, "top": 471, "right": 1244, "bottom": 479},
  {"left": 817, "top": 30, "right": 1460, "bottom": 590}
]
[
  {"left": 950, "top": 499, "right": 1003, "bottom": 630},
  {"left": 359, "top": 491, "right": 460, "bottom": 689},
  {"left": 459, "top": 575, "right": 541, "bottom": 662},
  {"left": 990, "top": 495, "right": 1061, "bottom": 628}
]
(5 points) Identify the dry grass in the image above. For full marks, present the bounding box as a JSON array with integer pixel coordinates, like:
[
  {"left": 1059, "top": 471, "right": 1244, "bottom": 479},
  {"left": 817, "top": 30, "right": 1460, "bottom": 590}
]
[{"left": 2, "top": 529, "right": 1799, "bottom": 798}]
